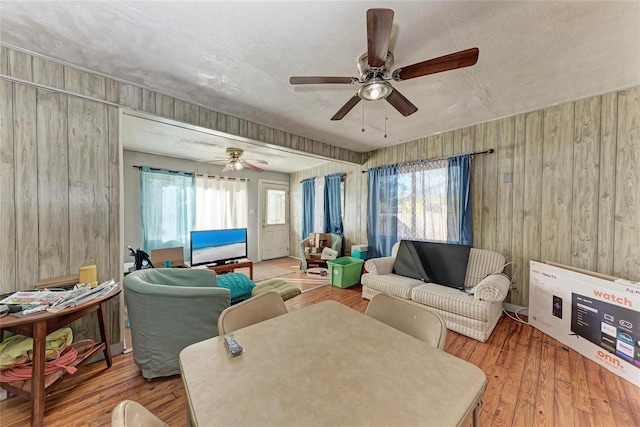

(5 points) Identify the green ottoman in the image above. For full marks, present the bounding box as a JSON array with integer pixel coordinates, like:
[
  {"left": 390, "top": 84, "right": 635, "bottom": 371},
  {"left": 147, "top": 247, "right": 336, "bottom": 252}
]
[{"left": 252, "top": 279, "right": 301, "bottom": 301}]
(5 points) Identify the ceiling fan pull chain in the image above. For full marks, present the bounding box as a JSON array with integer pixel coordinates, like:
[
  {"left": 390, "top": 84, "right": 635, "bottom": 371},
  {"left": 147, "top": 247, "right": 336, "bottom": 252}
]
[
  {"left": 362, "top": 103, "right": 365, "bottom": 132},
  {"left": 384, "top": 104, "right": 388, "bottom": 138}
]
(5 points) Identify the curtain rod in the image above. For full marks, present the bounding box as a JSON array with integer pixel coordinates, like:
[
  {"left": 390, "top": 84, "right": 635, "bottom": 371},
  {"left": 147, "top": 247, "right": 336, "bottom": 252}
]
[
  {"left": 195, "top": 173, "right": 249, "bottom": 182},
  {"left": 299, "top": 173, "right": 347, "bottom": 184},
  {"left": 360, "top": 148, "right": 494, "bottom": 173},
  {"left": 132, "top": 165, "right": 189, "bottom": 174},
  {"left": 132, "top": 165, "right": 249, "bottom": 181}
]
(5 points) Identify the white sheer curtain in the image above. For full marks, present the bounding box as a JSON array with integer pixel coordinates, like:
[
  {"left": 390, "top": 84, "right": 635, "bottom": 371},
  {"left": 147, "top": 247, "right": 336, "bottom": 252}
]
[
  {"left": 195, "top": 176, "right": 248, "bottom": 230},
  {"left": 396, "top": 159, "right": 448, "bottom": 241},
  {"left": 313, "top": 178, "right": 325, "bottom": 232},
  {"left": 140, "top": 167, "right": 195, "bottom": 261}
]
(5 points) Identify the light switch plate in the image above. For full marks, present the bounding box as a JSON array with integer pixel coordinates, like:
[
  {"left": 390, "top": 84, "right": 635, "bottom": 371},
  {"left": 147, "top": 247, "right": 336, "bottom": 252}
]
[{"left": 503, "top": 172, "right": 513, "bottom": 183}]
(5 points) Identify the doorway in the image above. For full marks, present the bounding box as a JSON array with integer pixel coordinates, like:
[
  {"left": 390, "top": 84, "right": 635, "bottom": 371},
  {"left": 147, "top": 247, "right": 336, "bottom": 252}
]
[{"left": 259, "top": 179, "right": 290, "bottom": 260}]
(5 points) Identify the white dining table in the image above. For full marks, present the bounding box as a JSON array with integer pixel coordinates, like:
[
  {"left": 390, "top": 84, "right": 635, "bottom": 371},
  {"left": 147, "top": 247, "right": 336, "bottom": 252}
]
[{"left": 179, "top": 300, "right": 486, "bottom": 427}]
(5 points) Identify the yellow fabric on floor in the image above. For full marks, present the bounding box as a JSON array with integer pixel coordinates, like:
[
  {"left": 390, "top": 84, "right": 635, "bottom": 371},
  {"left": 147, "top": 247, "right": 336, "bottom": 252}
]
[{"left": 0, "top": 327, "right": 73, "bottom": 369}]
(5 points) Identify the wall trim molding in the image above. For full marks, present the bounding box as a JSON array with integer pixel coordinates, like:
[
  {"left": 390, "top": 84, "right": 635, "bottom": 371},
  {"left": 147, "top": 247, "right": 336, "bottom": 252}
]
[
  {"left": 1, "top": 43, "right": 366, "bottom": 165},
  {"left": 0, "top": 74, "right": 120, "bottom": 106}
]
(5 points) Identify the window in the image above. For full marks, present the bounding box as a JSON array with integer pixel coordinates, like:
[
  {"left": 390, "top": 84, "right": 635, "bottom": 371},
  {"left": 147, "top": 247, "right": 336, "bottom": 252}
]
[
  {"left": 140, "top": 168, "right": 248, "bottom": 261},
  {"left": 140, "top": 167, "right": 195, "bottom": 260},
  {"left": 397, "top": 159, "right": 448, "bottom": 241},
  {"left": 301, "top": 173, "right": 344, "bottom": 237},
  {"left": 195, "top": 176, "right": 248, "bottom": 229},
  {"left": 266, "top": 188, "right": 286, "bottom": 225},
  {"left": 367, "top": 155, "right": 471, "bottom": 258},
  {"left": 340, "top": 179, "right": 345, "bottom": 220}
]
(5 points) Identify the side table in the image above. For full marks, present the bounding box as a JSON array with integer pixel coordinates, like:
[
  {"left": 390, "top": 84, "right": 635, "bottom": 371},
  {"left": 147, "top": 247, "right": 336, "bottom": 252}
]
[{"left": 0, "top": 284, "right": 121, "bottom": 426}]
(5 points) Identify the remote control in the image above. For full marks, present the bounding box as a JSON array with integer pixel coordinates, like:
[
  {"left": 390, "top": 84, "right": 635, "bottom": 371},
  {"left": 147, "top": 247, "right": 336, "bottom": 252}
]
[{"left": 224, "top": 333, "right": 243, "bottom": 357}]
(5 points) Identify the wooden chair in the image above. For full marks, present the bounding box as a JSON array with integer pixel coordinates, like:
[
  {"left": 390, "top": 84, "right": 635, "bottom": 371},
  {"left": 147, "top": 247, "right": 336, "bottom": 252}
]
[
  {"left": 217, "top": 290, "right": 288, "bottom": 334},
  {"left": 111, "top": 400, "right": 168, "bottom": 427},
  {"left": 365, "top": 293, "right": 448, "bottom": 350}
]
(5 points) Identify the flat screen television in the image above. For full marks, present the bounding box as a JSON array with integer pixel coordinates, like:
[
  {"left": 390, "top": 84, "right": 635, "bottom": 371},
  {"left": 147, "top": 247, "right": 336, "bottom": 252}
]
[{"left": 190, "top": 228, "right": 248, "bottom": 267}]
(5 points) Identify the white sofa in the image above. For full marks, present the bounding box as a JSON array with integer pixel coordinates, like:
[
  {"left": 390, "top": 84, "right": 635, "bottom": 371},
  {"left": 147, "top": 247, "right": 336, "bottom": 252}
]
[{"left": 361, "top": 242, "right": 511, "bottom": 342}]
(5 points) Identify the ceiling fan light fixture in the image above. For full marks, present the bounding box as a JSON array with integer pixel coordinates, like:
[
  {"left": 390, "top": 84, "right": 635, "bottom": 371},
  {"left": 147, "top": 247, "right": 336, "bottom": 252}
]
[
  {"left": 358, "top": 81, "right": 392, "bottom": 101},
  {"left": 231, "top": 159, "right": 243, "bottom": 170}
]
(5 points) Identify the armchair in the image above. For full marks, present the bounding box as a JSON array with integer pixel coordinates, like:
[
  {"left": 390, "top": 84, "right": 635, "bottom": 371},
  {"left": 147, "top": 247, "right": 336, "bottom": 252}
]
[
  {"left": 299, "top": 233, "right": 343, "bottom": 271},
  {"left": 123, "top": 268, "right": 230, "bottom": 379}
]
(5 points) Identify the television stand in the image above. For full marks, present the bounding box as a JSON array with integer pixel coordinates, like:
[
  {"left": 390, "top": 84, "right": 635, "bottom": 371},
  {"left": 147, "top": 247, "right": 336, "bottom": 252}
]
[{"left": 207, "top": 260, "right": 253, "bottom": 280}]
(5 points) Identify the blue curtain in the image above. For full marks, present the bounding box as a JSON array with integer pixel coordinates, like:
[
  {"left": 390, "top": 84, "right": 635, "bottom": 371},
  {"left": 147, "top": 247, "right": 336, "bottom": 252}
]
[
  {"left": 324, "top": 174, "right": 343, "bottom": 235},
  {"left": 446, "top": 154, "right": 472, "bottom": 245},
  {"left": 301, "top": 178, "right": 315, "bottom": 241},
  {"left": 367, "top": 165, "right": 399, "bottom": 258},
  {"left": 141, "top": 167, "right": 195, "bottom": 261}
]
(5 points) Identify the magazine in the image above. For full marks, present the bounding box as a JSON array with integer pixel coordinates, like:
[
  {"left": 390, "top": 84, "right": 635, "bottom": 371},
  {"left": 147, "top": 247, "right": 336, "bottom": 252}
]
[
  {"left": 0, "top": 279, "right": 117, "bottom": 316},
  {"left": 0, "top": 290, "right": 67, "bottom": 306}
]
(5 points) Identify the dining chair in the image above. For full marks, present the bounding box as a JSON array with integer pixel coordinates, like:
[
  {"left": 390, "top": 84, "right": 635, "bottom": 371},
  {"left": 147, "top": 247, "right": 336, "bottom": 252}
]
[
  {"left": 217, "top": 290, "right": 288, "bottom": 334},
  {"left": 111, "top": 400, "right": 169, "bottom": 427},
  {"left": 365, "top": 293, "right": 448, "bottom": 350}
]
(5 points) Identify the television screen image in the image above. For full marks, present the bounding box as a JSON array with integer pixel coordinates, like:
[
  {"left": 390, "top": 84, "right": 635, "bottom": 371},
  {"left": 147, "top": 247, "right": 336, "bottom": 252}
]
[
  {"left": 191, "top": 228, "right": 247, "bottom": 266},
  {"left": 571, "top": 292, "right": 640, "bottom": 368}
]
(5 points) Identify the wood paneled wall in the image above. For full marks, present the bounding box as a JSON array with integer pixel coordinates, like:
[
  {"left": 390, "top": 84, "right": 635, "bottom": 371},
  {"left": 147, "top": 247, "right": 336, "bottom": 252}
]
[
  {"left": 290, "top": 86, "right": 640, "bottom": 306},
  {"left": 0, "top": 70, "right": 121, "bottom": 342},
  {"left": 0, "top": 45, "right": 365, "bottom": 166}
]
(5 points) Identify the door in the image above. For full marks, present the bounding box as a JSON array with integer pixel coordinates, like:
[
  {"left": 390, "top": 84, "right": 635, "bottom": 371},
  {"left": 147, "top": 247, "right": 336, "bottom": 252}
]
[{"left": 259, "top": 180, "right": 289, "bottom": 260}]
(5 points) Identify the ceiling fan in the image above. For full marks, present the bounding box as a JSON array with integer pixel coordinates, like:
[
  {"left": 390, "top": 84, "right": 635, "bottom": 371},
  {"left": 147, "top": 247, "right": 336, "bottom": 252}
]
[
  {"left": 289, "top": 8, "right": 479, "bottom": 120},
  {"left": 209, "top": 148, "right": 268, "bottom": 172}
]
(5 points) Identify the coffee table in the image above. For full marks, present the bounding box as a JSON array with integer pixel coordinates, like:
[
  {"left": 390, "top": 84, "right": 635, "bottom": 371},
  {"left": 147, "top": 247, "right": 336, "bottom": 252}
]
[
  {"left": 206, "top": 260, "right": 253, "bottom": 280},
  {"left": 180, "top": 301, "right": 486, "bottom": 426}
]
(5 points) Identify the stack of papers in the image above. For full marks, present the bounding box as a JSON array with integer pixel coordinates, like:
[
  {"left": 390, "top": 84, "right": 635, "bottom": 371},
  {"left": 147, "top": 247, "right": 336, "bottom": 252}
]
[{"left": 0, "top": 279, "right": 117, "bottom": 316}]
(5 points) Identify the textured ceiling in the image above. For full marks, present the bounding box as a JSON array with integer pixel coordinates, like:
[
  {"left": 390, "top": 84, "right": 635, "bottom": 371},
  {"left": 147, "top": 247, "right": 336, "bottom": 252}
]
[{"left": 2, "top": 1, "right": 639, "bottom": 159}]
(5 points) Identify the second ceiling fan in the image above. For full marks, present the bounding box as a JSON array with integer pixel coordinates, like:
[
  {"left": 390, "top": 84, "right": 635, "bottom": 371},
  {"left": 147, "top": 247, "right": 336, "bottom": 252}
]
[
  {"left": 209, "top": 148, "right": 268, "bottom": 172},
  {"left": 289, "top": 8, "right": 479, "bottom": 120}
]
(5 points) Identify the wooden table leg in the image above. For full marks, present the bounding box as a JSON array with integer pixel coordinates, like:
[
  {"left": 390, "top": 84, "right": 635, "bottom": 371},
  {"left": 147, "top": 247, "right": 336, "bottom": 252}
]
[
  {"left": 32, "top": 320, "right": 47, "bottom": 427},
  {"left": 97, "top": 302, "right": 112, "bottom": 367},
  {"left": 249, "top": 262, "right": 253, "bottom": 280},
  {"left": 473, "top": 400, "right": 481, "bottom": 427}
]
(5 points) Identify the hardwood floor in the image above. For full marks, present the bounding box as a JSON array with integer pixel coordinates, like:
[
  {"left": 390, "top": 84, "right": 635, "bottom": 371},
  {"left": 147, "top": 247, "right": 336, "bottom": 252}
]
[{"left": 1, "top": 258, "right": 638, "bottom": 426}]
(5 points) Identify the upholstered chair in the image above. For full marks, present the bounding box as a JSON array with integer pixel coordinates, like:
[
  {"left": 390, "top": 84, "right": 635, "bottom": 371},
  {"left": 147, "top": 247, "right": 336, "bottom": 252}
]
[
  {"left": 299, "top": 233, "right": 343, "bottom": 271},
  {"left": 123, "top": 268, "right": 230, "bottom": 379}
]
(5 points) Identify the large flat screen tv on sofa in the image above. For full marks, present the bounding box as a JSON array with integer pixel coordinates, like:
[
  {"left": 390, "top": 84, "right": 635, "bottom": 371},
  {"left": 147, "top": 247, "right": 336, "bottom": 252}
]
[{"left": 190, "top": 228, "right": 248, "bottom": 267}]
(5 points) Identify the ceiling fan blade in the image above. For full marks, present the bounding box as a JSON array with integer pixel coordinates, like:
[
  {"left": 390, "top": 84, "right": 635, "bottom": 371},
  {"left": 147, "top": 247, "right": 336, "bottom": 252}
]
[
  {"left": 290, "top": 76, "right": 355, "bottom": 85},
  {"left": 241, "top": 160, "right": 263, "bottom": 173},
  {"left": 394, "top": 48, "right": 479, "bottom": 81},
  {"left": 386, "top": 88, "right": 418, "bottom": 117},
  {"left": 244, "top": 158, "right": 268, "bottom": 165},
  {"left": 331, "top": 94, "right": 362, "bottom": 121},
  {"left": 367, "top": 8, "right": 394, "bottom": 67}
]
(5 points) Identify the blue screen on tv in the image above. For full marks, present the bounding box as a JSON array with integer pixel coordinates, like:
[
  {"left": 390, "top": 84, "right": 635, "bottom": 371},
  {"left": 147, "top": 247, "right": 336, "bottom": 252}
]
[{"left": 190, "top": 228, "right": 247, "bottom": 266}]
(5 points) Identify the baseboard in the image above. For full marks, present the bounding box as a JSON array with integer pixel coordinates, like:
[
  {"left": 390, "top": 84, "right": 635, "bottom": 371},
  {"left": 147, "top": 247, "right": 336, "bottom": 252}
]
[
  {"left": 502, "top": 302, "right": 528, "bottom": 315},
  {"left": 111, "top": 341, "right": 125, "bottom": 356}
]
